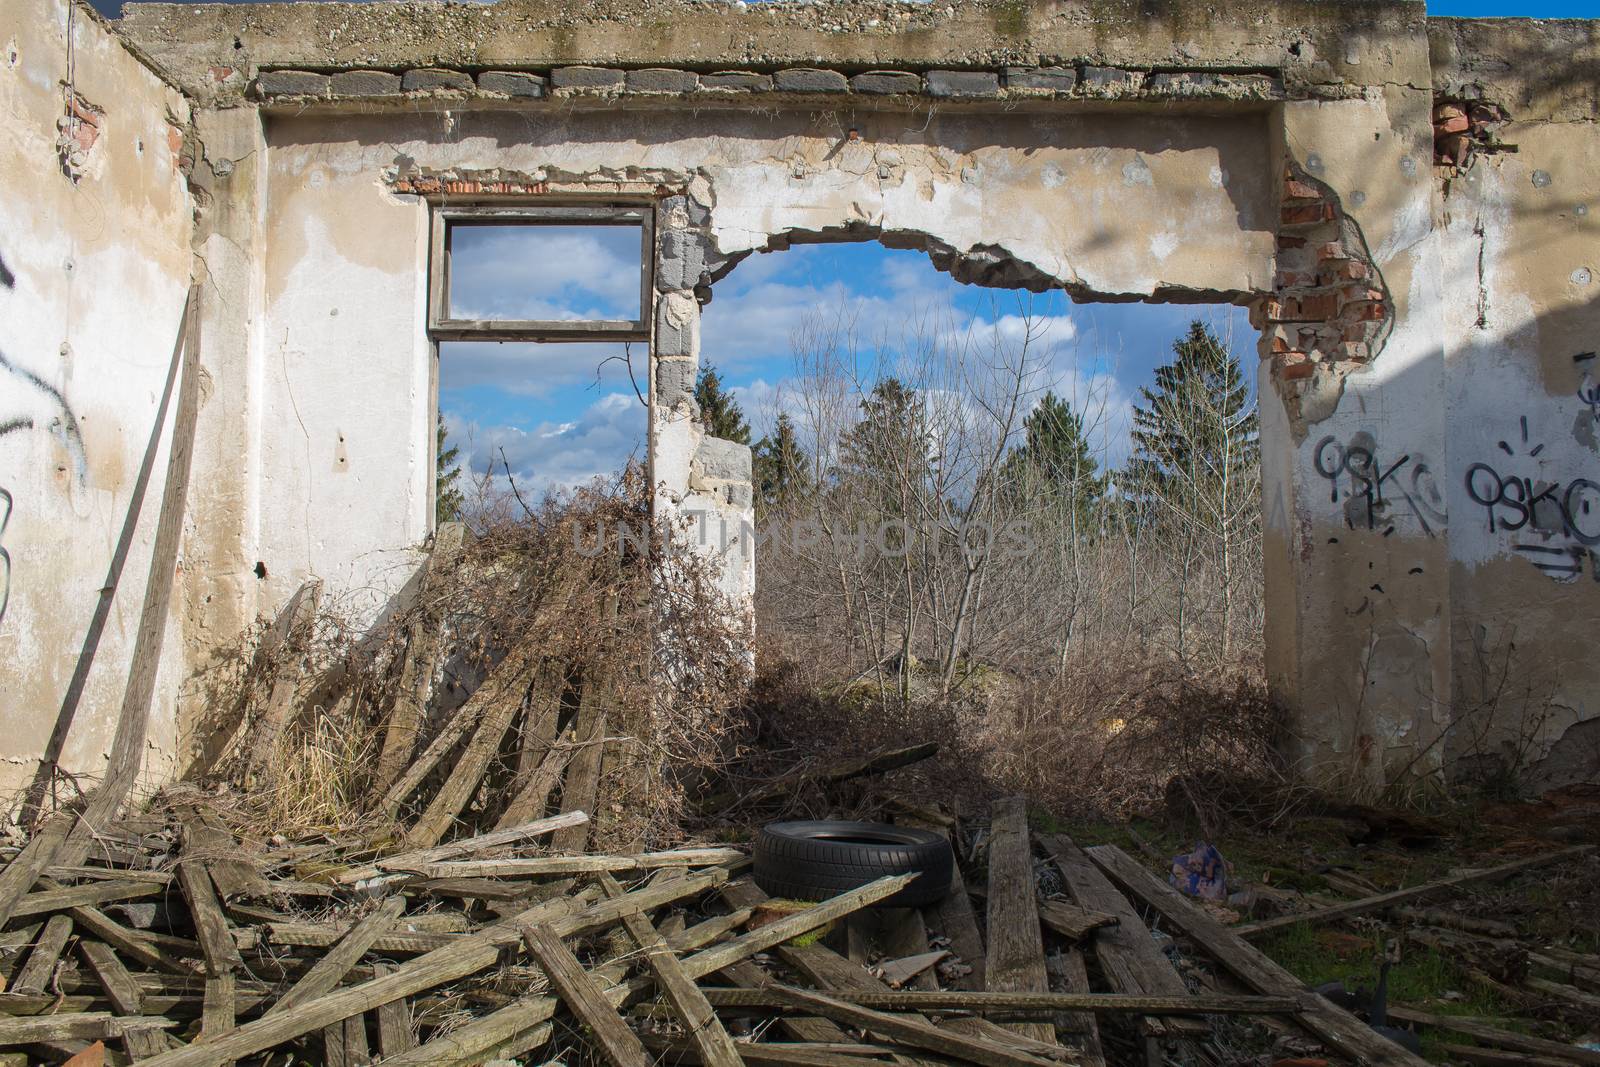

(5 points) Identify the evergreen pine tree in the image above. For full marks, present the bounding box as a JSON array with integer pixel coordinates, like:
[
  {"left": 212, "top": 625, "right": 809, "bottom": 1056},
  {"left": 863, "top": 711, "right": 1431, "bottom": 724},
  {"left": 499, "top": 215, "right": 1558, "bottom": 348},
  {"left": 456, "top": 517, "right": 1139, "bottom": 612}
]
[
  {"left": 1002, "top": 390, "right": 1103, "bottom": 522},
  {"left": 836, "top": 377, "right": 927, "bottom": 514},
  {"left": 753, "top": 412, "right": 809, "bottom": 514},
  {"left": 694, "top": 363, "right": 751, "bottom": 444},
  {"left": 1123, "top": 319, "right": 1258, "bottom": 521},
  {"left": 436, "top": 419, "right": 465, "bottom": 524}
]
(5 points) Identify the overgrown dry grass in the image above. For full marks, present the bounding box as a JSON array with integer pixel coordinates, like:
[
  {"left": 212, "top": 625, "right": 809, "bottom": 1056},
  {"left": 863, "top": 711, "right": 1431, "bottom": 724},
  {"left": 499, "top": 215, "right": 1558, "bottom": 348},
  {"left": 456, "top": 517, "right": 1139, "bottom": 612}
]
[{"left": 179, "top": 468, "right": 752, "bottom": 851}]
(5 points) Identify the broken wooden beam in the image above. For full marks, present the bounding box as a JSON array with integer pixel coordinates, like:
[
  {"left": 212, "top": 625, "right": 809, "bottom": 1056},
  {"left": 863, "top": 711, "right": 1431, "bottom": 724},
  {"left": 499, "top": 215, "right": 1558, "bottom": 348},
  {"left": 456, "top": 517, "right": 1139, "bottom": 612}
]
[
  {"left": 761, "top": 984, "right": 1060, "bottom": 1067},
  {"left": 522, "top": 923, "right": 651, "bottom": 1067},
  {"left": 985, "top": 798, "right": 1055, "bottom": 1046},
  {"left": 388, "top": 847, "right": 745, "bottom": 879},
  {"left": 1234, "top": 846, "right": 1593, "bottom": 939},
  {"left": 1084, "top": 844, "right": 1432, "bottom": 1067},
  {"left": 696, "top": 988, "right": 1302, "bottom": 1015}
]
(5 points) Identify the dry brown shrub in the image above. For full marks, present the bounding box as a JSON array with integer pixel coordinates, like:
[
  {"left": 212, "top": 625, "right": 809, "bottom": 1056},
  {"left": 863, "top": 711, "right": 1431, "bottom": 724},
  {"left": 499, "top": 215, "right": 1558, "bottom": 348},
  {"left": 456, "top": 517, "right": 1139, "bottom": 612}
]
[
  {"left": 186, "top": 467, "right": 751, "bottom": 849},
  {"left": 712, "top": 638, "right": 1291, "bottom": 831}
]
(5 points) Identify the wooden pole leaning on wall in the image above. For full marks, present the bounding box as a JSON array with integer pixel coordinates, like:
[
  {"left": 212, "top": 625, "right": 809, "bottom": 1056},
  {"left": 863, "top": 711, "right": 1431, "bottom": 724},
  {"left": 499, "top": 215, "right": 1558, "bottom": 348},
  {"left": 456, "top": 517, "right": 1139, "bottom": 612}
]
[{"left": 58, "top": 283, "right": 203, "bottom": 868}]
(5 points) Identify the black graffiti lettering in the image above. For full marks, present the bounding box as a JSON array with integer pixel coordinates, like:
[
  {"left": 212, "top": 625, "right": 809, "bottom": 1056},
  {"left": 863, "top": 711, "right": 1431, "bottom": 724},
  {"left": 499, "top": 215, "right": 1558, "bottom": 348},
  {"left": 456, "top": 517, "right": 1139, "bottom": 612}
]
[
  {"left": 0, "top": 488, "right": 11, "bottom": 625},
  {"left": 1315, "top": 434, "right": 1443, "bottom": 536},
  {"left": 1562, "top": 478, "right": 1600, "bottom": 546}
]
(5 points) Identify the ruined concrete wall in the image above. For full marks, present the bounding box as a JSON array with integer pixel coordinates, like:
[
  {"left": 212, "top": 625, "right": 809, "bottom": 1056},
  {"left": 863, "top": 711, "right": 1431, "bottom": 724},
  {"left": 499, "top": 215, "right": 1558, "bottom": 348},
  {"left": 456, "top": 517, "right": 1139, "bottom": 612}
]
[
  {"left": 259, "top": 102, "right": 1271, "bottom": 635},
  {"left": 1430, "top": 18, "right": 1600, "bottom": 791},
  {"left": 252, "top": 116, "right": 434, "bottom": 617},
  {"left": 0, "top": 0, "right": 194, "bottom": 795},
  {"left": 1261, "top": 86, "right": 1453, "bottom": 794}
]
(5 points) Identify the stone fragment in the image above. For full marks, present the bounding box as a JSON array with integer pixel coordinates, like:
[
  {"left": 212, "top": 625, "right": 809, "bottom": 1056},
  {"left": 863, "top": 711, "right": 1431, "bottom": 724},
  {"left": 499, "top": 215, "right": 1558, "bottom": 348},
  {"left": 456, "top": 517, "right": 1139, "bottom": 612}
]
[
  {"left": 331, "top": 70, "right": 400, "bottom": 96},
  {"left": 694, "top": 436, "right": 753, "bottom": 481},
  {"left": 256, "top": 70, "right": 330, "bottom": 97},
  {"left": 774, "top": 68, "right": 849, "bottom": 93},
  {"left": 925, "top": 70, "right": 1000, "bottom": 97},
  {"left": 851, "top": 71, "right": 921, "bottom": 94},
  {"left": 655, "top": 357, "right": 696, "bottom": 406},
  {"left": 700, "top": 71, "right": 773, "bottom": 92},
  {"left": 552, "top": 66, "right": 625, "bottom": 90},
  {"left": 626, "top": 68, "right": 699, "bottom": 93},
  {"left": 401, "top": 68, "right": 473, "bottom": 92},
  {"left": 477, "top": 71, "right": 546, "bottom": 98},
  {"left": 1079, "top": 65, "right": 1142, "bottom": 92},
  {"left": 1004, "top": 66, "right": 1077, "bottom": 92}
]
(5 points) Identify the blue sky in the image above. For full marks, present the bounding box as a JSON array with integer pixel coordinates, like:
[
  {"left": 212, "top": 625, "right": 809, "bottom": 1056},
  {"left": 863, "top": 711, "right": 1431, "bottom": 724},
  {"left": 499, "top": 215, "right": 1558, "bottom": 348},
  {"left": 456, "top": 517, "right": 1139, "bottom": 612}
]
[{"left": 441, "top": 238, "right": 1255, "bottom": 494}]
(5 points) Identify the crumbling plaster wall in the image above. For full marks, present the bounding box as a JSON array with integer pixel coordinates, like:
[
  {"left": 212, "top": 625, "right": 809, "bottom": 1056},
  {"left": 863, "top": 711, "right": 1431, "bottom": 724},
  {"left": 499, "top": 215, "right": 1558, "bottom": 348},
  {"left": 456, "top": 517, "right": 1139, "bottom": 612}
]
[
  {"left": 5, "top": 0, "right": 1592, "bottom": 802},
  {"left": 1430, "top": 18, "right": 1600, "bottom": 790},
  {"left": 0, "top": 0, "right": 194, "bottom": 796},
  {"left": 1262, "top": 86, "right": 1454, "bottom": 793},
  {"left": 254, "top": 101, "right": 1270, "bottom": 633}
]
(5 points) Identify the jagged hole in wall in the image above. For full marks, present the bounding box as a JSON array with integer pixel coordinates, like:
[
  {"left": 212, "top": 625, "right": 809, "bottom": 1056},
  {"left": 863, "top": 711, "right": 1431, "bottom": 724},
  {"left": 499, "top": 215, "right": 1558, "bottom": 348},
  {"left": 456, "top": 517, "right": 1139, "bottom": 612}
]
[{"left": 699, "top": 238, "right": 1262, "bottom": 666}]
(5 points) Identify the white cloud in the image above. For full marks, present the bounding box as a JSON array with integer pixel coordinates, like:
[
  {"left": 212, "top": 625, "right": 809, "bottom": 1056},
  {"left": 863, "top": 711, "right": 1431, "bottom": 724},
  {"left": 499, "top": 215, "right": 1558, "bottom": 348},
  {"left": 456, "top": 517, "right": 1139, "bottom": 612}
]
[
  {"left": 448, "top": 224, "right": 644, "bottom": 322},
  {"left": 445, "top": 391, "right": 645, "bottom": 496}
]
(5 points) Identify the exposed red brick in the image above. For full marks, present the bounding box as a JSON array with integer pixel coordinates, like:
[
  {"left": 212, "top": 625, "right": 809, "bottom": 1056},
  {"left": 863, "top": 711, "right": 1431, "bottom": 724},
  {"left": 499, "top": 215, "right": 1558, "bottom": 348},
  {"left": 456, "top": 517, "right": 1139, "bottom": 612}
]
[
  {"left": 1434, "top": 114, "right": 1470, "bottom": 135},
  {"left": 393, "top": 178, "right": 415, "bottom": 192},
  {"left": 1437, "top": 132, "right": 1471, "bottom": 167},
  {"left": 1271, "top": 335, "right": 1290, "bottom": 354},
  {"left": 1341, "top": 285, "right": 1385, "bottom": 303},
  {"left": 1281, "top": 202, "right": 1334, "bottom": 226},
  {"left": 1317, "top": 241, "right": 1346, "bottom": 261},
  {"left": 1275, "top": 271, "right": 1314, "bottom": 288},
  {"left": 1280, "top": 360, "right": 1316, "bottom": 381},
  {"left": 1433, "top": 102, "right": 1466, "bottom": 121},
  {"left": 1296, "top": 292, "right": 1339, "bottom": 320},
  {"left": 413, "top": 177, "right": 442, "bottom": 193},
  {"left": 1283, "top": 178, "right": 1322, "bottom": 200},
  {"left": 1335, "top": 259, "right": 1369, "bottom": 282},
  {"left": 1345, "top": 301, "right": 1387, "bottom": 322},
  {"left": 209, "top": 65, "right": 235, "bottom": 83}
]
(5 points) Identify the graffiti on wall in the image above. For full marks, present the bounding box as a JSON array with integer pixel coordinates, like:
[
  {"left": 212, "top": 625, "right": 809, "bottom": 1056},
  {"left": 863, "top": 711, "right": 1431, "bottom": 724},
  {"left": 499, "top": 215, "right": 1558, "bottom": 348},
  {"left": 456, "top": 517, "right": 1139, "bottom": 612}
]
[
  {"left": 0, "top": 249, "right": 88, "bottom": 489},
  {"left": 1317, "top": 407, "right": 1600, "bottom": 584},
  {"left": 1465, "top": 416, "right": 1600, "bottom": 581},
  {"left": 1313, "top": 432, "right": 1448, "bottom": 537}
]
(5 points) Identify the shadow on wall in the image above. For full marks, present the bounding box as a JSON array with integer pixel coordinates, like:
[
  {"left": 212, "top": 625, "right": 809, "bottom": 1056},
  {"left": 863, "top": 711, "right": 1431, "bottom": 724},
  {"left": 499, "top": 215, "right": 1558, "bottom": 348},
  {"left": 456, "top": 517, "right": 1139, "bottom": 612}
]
[
  {"left": 1293, "top": 273, "right": 1600, "bottom": 793},
  {"left": 0, "top": 242, "right": 197, "bottom": 820}
]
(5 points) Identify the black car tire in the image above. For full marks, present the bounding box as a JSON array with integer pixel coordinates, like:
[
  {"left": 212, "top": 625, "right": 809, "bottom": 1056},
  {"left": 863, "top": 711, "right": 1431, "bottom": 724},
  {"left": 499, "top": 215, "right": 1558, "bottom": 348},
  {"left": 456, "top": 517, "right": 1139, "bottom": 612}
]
[{"left": 753, "top": 820, "right": 953, "bottom": 908}]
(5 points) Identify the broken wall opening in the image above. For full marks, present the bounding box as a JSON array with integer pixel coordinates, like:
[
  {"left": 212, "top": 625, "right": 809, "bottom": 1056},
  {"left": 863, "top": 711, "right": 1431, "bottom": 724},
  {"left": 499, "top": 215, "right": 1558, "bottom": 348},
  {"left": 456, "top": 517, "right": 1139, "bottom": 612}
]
[{"left": 697, "top": 233, "right": 1265, "bottom": 747}]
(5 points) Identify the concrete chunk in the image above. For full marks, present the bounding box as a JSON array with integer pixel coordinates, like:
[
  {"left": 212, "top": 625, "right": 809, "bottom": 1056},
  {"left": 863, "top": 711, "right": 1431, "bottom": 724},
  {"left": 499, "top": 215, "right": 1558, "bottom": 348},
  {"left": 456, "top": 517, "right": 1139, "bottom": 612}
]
[
  {"left": 477, "top": 71, "right": 546, "bottom": 98},
  {"left": 851, "top": 70, "right": 921, "bottom": 95},
  {"left": 925, "top": 70, "right": 1001, "bottom": 97},
  {"left": 626, "top": 68, "right": 699, "bottom": 93},
  {"left": 1004, "top": 66, "right": 1078, "bottom": 93},
  {"left": 657, "top": 229, "right": 708, "bottom": 293},
  {"left": 256, "top": 70, "right": 330, "bottom": 97},
  {"left": 331, "top": 70, "right": 400, "bottom": 96},
  {"left": 552, "top": 65, "right": 625, "bottom": 90},
  {"left": 693, "top": 436, "right": 753, "bottom": 482},
  {"left": 1080, "top": 65, "right": 1143, "bottom": 92},
  {"left": 402, "top": 68, "right": 473, "bottom": 92},
  {"left": 774, "top": 68, "right": 849, "bottom": 93},
  {"left": 655, "top": 358, "right": 697, "bottom": 408},
  {"left": 700, "top": 71, "right": 773, "bottom": 92}
]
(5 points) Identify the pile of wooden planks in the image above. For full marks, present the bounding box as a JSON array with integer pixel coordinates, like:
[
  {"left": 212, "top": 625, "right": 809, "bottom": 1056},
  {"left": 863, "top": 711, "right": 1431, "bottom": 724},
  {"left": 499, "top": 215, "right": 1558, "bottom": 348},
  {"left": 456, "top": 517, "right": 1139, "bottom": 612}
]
[{"left": 4, "top": 781, "right": 1587, "bottom": 1066}]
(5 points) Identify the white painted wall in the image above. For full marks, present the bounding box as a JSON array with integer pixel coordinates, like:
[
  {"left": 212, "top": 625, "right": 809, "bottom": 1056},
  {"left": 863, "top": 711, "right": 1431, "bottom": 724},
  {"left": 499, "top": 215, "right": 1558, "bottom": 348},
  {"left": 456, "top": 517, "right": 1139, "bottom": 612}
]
[{"left": 0, "top": 0, "right": 194, "bottom": 796}]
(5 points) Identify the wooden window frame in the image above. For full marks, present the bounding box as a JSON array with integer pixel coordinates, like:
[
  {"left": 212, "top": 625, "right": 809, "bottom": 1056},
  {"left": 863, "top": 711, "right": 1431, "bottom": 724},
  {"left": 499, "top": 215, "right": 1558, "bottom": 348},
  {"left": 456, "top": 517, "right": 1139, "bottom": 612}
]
[{"left": 427, "top": 204, "right": 655, "bottom": 342}]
